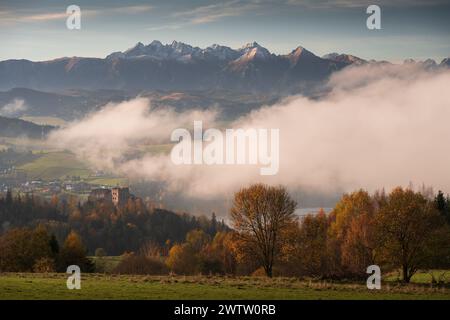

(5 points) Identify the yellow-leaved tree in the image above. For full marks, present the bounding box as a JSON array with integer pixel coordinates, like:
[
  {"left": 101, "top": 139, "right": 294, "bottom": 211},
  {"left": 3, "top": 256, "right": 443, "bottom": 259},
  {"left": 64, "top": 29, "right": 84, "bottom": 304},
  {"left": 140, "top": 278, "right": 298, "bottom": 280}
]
[{"left": 230, "top": 184, "right": 296, "bottom": 277}]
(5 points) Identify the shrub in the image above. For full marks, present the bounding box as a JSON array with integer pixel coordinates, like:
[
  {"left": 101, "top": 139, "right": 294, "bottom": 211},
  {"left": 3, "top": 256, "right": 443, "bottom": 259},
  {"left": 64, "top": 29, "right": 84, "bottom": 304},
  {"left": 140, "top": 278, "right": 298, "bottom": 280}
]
[
  {"left": 33, "top": 257, "right": 55, "bottom": 273},
  {"left": 251, "top": 266, "right": 282, "bottom": 277},
  {"left": 166, "top": 243, "right": 200, "bottom": 275},
  {"left": 113, "top": 254, "right": 168, "bottom": 275},
  {"left": 58, "top": 231, "right": 94, "bottom": 272},
  {"left": 95, "top": 248, "right": 106, "bottom": 257},
  {"left": 0, "top": 226, "right": 54, "bottom": 272},
  {"left": 200, "top": 257, "right": 224, "bottom": 275}
]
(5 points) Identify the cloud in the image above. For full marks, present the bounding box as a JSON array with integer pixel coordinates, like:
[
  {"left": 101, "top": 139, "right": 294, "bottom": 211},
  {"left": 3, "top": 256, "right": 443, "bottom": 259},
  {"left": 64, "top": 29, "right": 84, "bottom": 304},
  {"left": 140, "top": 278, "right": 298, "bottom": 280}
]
[
  {"left": 0, "top": 99, "right": 27, "bottom": 117},
  {"left": 172, "top": 0, "right": 257, "bottom": 25},
  {"left": 147, "top": 0, "right": 250, "bottom": 32},
  {"left": 231, "top": 65, "right": 450, "bottom": 194},
  {"left": 285, "top": 0, "right": 450, "bottom": 9},
  {"left": 24, "top": 12, "right": 69, "bottom": 22},
  {"left": 48, "top": 98, "right": 218, "bottom": 171},
  {"left": 147, "top": 24, "right": 184, "bottom": 32},
  {"left": 49, "top": 65, "right": 450, "bottom": 201},
  {"left": 0, "top": 5, "right": 153, "bottom": 25},
  {"left": 114, "top": 5, "right": 154, "bottom": 14}
]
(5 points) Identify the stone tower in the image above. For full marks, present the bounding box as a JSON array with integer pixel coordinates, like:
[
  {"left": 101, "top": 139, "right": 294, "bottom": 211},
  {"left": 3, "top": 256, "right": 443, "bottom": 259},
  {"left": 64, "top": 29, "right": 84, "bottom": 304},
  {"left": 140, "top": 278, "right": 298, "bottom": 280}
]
[{"left": 111, "top": 187, "right": 130, "bottom": 207}]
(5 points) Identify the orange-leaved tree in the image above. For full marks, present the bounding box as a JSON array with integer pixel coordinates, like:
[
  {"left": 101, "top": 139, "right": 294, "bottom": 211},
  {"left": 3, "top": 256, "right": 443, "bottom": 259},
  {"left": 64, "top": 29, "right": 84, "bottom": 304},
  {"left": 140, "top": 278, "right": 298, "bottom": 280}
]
[{"left": 230, "top": 184, "right": 296, "bottom": 277}]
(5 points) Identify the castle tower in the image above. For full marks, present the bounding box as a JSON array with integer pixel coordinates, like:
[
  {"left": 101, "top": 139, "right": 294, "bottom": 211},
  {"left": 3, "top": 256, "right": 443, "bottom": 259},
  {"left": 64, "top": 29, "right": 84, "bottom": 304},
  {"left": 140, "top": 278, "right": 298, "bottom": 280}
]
[{"left": 111, "top": 187, "right": 130, "bottom": 207}]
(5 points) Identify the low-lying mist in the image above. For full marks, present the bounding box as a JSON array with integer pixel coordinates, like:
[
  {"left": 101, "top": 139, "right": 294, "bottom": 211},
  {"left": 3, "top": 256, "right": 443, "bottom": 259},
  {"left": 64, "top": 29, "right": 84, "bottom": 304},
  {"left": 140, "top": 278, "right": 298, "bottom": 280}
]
[
  {"left": 48, "top": 63, "right": 450, "bottom": 213},
  {"left": 0, "top": 98, "right": 27, "bottom": 117}
]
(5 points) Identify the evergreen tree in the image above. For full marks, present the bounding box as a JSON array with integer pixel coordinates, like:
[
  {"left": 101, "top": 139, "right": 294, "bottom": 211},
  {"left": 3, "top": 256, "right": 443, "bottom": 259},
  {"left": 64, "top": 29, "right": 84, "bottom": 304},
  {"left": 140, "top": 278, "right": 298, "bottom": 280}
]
[
  {"left": 49, "top": 234, "right": 59, "bottom": 256},
  {"left": 434, "top": 190, "right": 450, "bottom": 224},
  {"left": 210, "top": 212, "right": 217, "bottom": 236},
  {"left": 5, "top": 189, "right": 12, "bottom": 206}
]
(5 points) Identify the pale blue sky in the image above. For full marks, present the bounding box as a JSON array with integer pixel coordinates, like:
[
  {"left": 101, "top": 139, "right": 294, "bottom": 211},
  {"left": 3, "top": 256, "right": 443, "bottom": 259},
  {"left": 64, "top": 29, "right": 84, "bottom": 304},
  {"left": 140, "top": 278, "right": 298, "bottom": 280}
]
[{"left": 1, "top": 0, "right": 449, "bottom": 62}]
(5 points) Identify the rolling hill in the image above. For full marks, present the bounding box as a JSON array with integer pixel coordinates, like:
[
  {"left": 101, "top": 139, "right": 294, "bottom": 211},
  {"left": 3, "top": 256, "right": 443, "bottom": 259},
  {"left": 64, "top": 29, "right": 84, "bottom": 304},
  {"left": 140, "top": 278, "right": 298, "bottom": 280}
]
[{"left": 0, "top": 115, "right": 54, "bottom": 139}]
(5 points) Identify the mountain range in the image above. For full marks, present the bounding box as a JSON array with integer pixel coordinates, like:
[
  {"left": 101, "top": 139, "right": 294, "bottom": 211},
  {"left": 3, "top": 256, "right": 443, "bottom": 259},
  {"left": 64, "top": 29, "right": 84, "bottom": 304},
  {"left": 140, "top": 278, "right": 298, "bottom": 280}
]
[{"left": 5, "top": 40, "right": 448, "bottom": 93}]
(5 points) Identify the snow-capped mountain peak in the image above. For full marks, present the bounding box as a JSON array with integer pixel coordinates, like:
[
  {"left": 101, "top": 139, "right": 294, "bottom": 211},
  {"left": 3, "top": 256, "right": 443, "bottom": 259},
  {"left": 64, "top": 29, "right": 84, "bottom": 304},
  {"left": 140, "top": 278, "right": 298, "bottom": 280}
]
[
  {"left": 170, "top": 40, "right": 193, "bottom": 52},
  {"left": 149, "top": 40, "right": 163, "bottom": 48},
  {"left": 284, "top": 46, "right": 318, "bottom": 65},
  {"left": 323, "top": 52, "right": 366, "bottom": 65},
  {"left": 204, "top": 44, "right": 240, "bottom": 60},
  {"left": 110, "top": 40, "right": 276, "bottom": 62},
  {"left": 240, "top": 41, "right": 262, "bottom": 49},
  {"left": 123, "top": 42, "right": 146, "bottom": 57},
  {"left": 322, "top": 52, "right": 339, "bottom": 60},
  {"left": 238, "top": 42, "right": 271, "bottom": 60}
]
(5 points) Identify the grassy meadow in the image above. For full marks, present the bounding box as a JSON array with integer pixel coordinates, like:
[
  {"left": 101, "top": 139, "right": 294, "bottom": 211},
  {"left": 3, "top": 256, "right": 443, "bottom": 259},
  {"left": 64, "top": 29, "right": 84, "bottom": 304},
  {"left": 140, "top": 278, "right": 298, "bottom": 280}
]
[
  {"left": 14, "top": 150, "right": 126, "bottom": 186},
  {"left": 0, "top": 272, "right": 449, "bottom": 300},
  {"left": 20, "top": 116, "right": 67, "bottom": 127},
  {"left": 10, "top": 146, "right": 162, "bottom": 184},
  {"left": 18, "top": 151, "right": 91, "bottom": 180}
]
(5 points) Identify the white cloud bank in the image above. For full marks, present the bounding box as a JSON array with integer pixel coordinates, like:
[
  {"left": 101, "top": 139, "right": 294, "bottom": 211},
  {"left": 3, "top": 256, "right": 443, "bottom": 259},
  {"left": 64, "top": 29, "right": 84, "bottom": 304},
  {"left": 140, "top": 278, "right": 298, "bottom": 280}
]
[
  {"left": 0, "top": 99, "right": 27, "bottom": 117},
  {"left": 48, "top": 64, "right": 450, "bottom": 198}
]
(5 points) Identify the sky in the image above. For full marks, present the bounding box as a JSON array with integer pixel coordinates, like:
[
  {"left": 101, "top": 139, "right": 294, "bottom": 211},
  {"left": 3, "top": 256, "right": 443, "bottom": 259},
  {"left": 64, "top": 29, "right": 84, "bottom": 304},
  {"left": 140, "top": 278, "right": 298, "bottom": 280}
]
[{"left": 0, "top": 0, "right": 449, "bottom": 62}]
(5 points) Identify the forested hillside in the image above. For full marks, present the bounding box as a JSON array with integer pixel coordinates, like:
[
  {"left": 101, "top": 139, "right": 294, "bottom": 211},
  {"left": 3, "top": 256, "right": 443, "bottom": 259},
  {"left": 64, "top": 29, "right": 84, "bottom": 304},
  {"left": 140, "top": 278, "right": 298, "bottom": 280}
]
[{"left": 0, "top": 116, "right": 54, "bottom": 139}]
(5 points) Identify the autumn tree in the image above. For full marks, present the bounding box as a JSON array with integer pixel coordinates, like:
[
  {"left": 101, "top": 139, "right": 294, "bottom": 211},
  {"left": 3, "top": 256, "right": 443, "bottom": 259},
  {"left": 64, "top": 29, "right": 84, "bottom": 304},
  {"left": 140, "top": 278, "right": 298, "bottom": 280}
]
[
  {"left": 58, "top": 231, "right": 93, "bottom": 272},
  {"left": 341, "top": 211, "right": 377, "bottom": 276},
  {"left": 223, "top": 231, "right": 260, "bottom": 275},
  {"left": 199, "top": 231, "right": 238, "bottom": 275},
  {"left": 211, "top": 231, "right": 238, "bottom": 274},
  {"left": 376, "top": 187, "right": 446, "bottom": 283},
  {"left": 166, "top": 243, "right": 199, "bottom": 275},
  {"left": 0, "top": 226, "right": 54, "bottom": 272},
  {"left": 230, "top": 184, "right": 296, "bottom": 277},
  {"left": 282, "top": 210, "right": 330, "bottom": 277},
  {"left": 113, "top": 253, "right": 168, "bottom": 275},
  {"left": 328, "top": 190, "right": 377, "bottom": 277},
  {"left": 186, "top": 229, "right": 211, "bottom": 252}
]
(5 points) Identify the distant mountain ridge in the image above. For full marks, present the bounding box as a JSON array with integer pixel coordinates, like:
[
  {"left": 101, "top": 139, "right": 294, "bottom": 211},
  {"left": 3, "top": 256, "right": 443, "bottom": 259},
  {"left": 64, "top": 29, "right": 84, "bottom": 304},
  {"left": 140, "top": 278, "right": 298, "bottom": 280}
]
[
  {"left": 0, "top": 88, "right": 129, "bottom": 121},
  {"left": 0, "top": 41, "right": 448, "bottom": 92},
  {"left": 0, "top": 115, "right": 54, "bottom": 139}
]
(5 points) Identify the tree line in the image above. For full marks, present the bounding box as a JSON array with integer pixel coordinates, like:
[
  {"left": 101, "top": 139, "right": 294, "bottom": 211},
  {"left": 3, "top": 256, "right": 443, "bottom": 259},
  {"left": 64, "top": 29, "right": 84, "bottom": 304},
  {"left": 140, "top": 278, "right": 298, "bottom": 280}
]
[
  {"left": 229, "top": 184, "right": 450, "bottom": 282},
  {"left": 0, "top": 226, "right": 92, "bottom": 273},
  {"left": 1, "top": 184, "right": 449, "bottom": 283},
  {"left": 101, "top": 184, "right": 450, "bottom": 283},
  {"left": 0, "top": 191, "right": 226, "bottom": 256}
]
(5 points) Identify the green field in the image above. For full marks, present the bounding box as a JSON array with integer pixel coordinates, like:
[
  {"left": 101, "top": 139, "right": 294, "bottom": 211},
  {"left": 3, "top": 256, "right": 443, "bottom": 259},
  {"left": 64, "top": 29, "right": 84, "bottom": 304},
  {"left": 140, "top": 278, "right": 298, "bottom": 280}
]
[
  {"left": 16, "top": 151, "right": 125, "bottom": 186},
  {"left": 0, "top": 273, "right": 449, "bottom": 300},
  {"left": 12, "top": 147, "right": 161, "bottom": 186},
  {"left": 90, "top": 256, "right": 123, "bottom": 273},
  {"left": 85, "top": 177, "right": 129, "bottom": 187},
  {"left": 385, "top": 270, "right": 450, "bottom": 284},
  {"left": 0, "top": 137, "right": 49, "bottom": 150},
  {"left": 20, "top": 116, "right": 67, "bottom": 127},
  {"left": 18, "top": 151, "right": 92, "bottom": 180}
]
